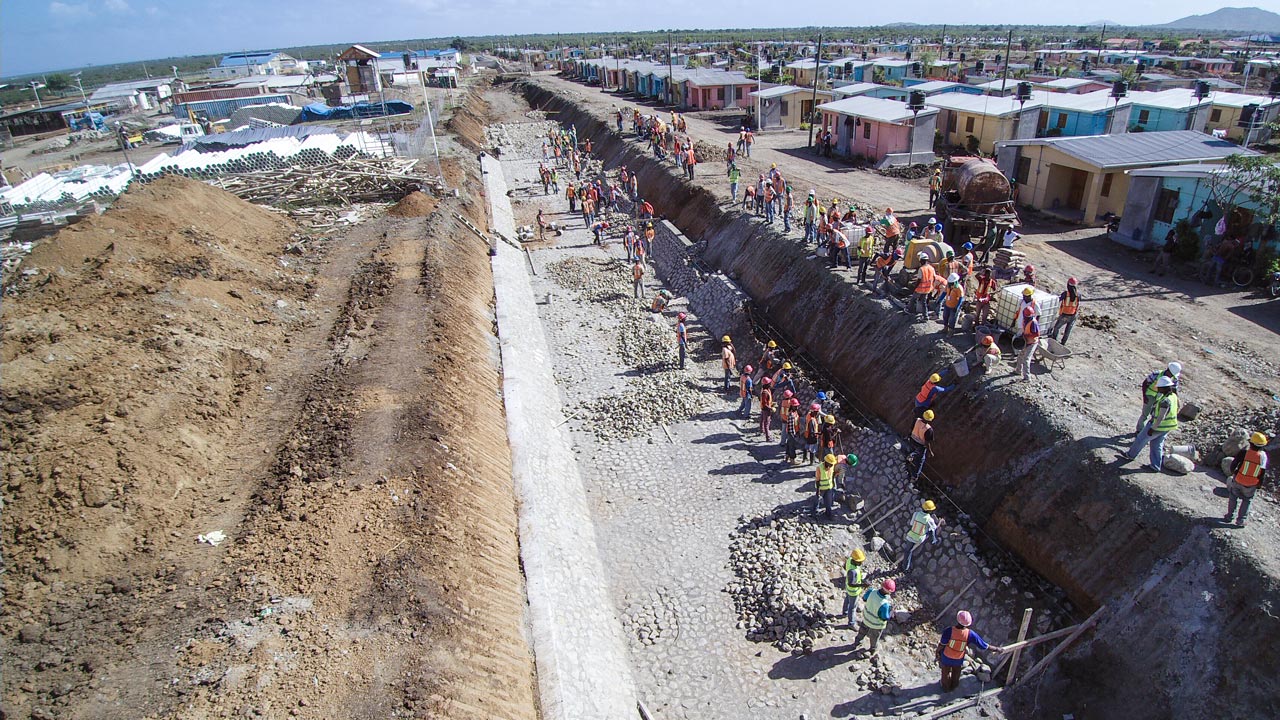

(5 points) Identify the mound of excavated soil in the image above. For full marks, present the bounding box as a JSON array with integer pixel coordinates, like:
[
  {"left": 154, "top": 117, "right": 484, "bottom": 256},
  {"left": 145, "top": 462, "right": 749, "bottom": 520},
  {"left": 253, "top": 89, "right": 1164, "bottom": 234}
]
[
  {"left": 447, "top": 85, "right": 491, "bottom": 151},
  {"left": 388, "top": 190, "right": 439, "bottom": 217},
  {"left": 1, "top": 175, "right": 311, "bottom": 716}
]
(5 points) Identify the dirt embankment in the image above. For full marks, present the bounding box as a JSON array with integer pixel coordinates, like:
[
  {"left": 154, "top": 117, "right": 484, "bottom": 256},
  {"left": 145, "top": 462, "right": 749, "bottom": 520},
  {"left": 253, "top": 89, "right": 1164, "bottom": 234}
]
[
  {"left": 447, "top": 82, "right": 493, "bottom": 152},
  {"left": 516, "top": 78, "right": 1280, "bottom": 720},
  {"left": 3, "top": 169, "right": 536, "bottom": 719}
]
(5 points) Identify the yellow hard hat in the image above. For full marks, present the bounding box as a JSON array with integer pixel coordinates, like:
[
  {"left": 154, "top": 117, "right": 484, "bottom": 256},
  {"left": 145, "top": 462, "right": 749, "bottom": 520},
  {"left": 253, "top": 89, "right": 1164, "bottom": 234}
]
[
  {"left": 824, "top": 414, "right": 836, "bottom": 424},
  {"left": 923, "top": 500, "right": 937, "bottom": 512},
  {"left": 851, "top": 548, "right": 867, "bottom": 563},
  {"left": 767, "top": 340, "right": 778, "bottom": 348},
  {"left": 721, "top": 335, "right": 731, "bottom": 343},
  {"left": 1022, "top": 287, "right": 1034, "bottom": 297},
  {"left": 1251, "top": 432, "right": 1269, "bottom": 446},
  {"left": 782, "top": 362, "right": 793, "bottom": 370},
  {"left": 824, "top": 453, "right": 837, "bottom": 464},
  {"left": 929, "top": 373, "right": 941, "bottom": 383},
  {"left": 922, "top": 410, "right": 935, "bottom": 421}
]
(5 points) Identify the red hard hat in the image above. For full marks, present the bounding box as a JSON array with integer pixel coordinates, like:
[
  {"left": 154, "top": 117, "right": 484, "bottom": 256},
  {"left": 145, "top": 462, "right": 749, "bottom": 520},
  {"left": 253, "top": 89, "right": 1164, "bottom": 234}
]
[
  {"left": 981, "top": 335, "right": 994, "bottom": 346},
  {"left": 677, "top": 312, "right": 687, "bottom": 320},
  {"left": 1067, "top": 276, "right": 1078, "bottom": 286},
  {"left": 1024, "top": 264, "right": 1036, "bottom": 273},
  {"left": 810, "top": 403, "right": 821, "bottom": 411},
  {"left": 789, "top": 398, "right": 800, "bottom": 407},
  {"left": 882, "top": 578, "right": 896, "bottom": 593},
  {"left": 744, "top": 365, "right": 754, "bottom": 373},
  {"left": 783, "top": 390, "right": 794, "bottom": 399},
  {"left": 761, "top": 376, "right": 772, "bottom": 384}
]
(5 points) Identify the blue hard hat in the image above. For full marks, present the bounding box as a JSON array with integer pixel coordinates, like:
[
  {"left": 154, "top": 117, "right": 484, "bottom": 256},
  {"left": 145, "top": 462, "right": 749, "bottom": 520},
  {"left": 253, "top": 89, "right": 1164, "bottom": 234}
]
[
  {"left": 962, "top": 242, "right": 974, "bottom": 250},
  {"left": 935, "top": 223, "right": 944, "bottom": 232},
  {"left": 816, "top": 391, "right": 827, "bottom": 400}
]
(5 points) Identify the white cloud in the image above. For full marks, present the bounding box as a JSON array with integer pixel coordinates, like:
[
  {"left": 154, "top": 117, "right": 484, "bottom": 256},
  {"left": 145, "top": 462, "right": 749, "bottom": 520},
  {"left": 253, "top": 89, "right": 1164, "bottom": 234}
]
[
  {"left": 104, "top": 0, "right": 132, "bottom": 12},
  {"left": 49, "top": 1, "right": 93, "bottom": 18}
]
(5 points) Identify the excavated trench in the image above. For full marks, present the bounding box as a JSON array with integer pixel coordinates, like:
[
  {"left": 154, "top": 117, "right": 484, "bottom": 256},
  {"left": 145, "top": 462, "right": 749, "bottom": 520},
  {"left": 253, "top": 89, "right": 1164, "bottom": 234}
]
[{"left": 514, "top": 78, "right": 1280, "bottom": 719}]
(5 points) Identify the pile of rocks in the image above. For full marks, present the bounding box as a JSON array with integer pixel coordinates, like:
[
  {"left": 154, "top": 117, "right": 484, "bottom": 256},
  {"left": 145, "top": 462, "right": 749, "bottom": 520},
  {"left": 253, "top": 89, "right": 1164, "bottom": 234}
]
[
  {"left": 579, "top": 374, "right": 708, "bottom": 441},
  {"left": 620, "top": 589, "right": 681, "bottom": 647},
  {"left": 545, "top": 257, "right": 634, "bottom": 308},
  {"left": 850, "top": 654, "right": 904, "bottom": 695},
  {"left": 615, "top": 314, "right": 673, "bottom": 370},
  {"left": 484, "top": 120, "right": 559, "bottom": 157},
  {"left": 725, "top": 515, "right": 835, "bottom": 652},
  {"left": 1185, "top": 407, "right": 1279, "bottom": 470}
]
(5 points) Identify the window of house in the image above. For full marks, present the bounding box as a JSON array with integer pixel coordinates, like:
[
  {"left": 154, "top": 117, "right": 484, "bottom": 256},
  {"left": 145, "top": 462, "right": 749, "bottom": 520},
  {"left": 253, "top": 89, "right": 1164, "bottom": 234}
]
[
  {"left": 1137, "top": 109, "right": 1150, "bottom": 124},
  {"left": 863, "top": 121, "right": 872, "bottom": 139},
  {"left": 1154, "top": 188, "right": 1180, "bottom": 223},
  {"left": 965, "top": 116, "right": 975, "bottom": 133},
  {"left": 1209, "top": 108, "right": 1222, "bottom": 123},
  {"left": 1015, "top": 156, "right": 1031, "bottom": 185},
  {"left": 780, "top": 100, "right": 789, "bottom": 116},
  {"left": 947, "top": 113, "right": 957, "bottom": 133},
  {"left": 736, "top": 88, "right": 743, "bottom": 100},
  {"left": 1100, "top": 173, "right": 1114, "bottom": 197},
  {"left": 717, "top": 87, "right": 725, "bottom": 101},
  {"left": 1056, "top": 113, "right": 1068, "bottom": 129}
]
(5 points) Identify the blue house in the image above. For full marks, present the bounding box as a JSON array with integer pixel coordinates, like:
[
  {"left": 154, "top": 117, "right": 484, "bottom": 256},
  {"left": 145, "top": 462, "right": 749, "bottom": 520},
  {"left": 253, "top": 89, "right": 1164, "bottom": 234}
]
[
  {"left": 1114, "top": 162, "right": 1270, "bottom": 251},
  {"left": 1127, "top": 89, "right": 1212, "bottom": 133},
  {"left": 1033, "top": 90, "right": 1132, "bottom": 137},
  {"left": 871, "top": 58, "right": 917, "bottom": 84},
  {"left": 902, "top": 79, "right": 982, "bottom": 96}
]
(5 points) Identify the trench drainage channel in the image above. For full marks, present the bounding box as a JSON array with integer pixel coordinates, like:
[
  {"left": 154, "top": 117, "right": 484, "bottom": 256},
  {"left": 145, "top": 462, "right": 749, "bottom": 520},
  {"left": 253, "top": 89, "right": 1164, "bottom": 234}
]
[{"left": 735, "top": 283, "right": 1078, "bottom": 626}]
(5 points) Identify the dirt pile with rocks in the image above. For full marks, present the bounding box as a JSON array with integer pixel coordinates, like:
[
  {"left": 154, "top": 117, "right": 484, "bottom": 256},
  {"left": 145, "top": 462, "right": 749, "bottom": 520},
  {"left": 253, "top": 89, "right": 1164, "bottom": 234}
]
[
  {"left": 1, "top": 175, "right": 311, "bottom": 717},
  {"left": 387, "top": 190, "right": 439, "bottom": 217}
]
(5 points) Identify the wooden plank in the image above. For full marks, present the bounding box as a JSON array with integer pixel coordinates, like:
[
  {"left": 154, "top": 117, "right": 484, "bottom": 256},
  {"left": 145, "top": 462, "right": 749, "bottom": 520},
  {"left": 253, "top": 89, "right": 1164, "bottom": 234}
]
[
  {"left": 923, "top": 687, "right": 1003, "bottom": 719},
  {"left": 930, "top": 579, "right": 979, "bottom": 624},
  {"left": 1012, "top": 605, "right": 1106, "bottom": 690},
  {"left": 990, "top": 623, "right": 1078, "bottom": 655},
  {"left": 1005, "top": 608, "right": 1034, "bottom": 685},
  {"left": 865, "top": 499, "right": 908, "bottom": 529}
]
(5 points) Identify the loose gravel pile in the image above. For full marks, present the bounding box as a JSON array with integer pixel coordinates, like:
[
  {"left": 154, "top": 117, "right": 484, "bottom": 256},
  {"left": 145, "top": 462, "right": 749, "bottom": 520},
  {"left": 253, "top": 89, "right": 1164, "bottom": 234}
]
[
  {"left": 545, "top": 256, "right": 634, "bottom": 307},
  {"left": 615, "top": 314, "right": 673, "bottom": 370},
  {"left": 1183, "top": 406, "right": 1280, "bottom": 468},
  {"left": 579, "top": 374, "right": 709, "bottom": 441},
  {"left": 725, "top": 515, "right": 835, "bottom": 652}
]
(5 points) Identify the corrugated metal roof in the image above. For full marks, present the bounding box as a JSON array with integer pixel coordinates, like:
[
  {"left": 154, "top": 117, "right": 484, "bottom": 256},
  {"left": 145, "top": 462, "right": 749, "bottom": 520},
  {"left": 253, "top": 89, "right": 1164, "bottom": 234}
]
[
  {"left": 830, "top": 82, "right": 880, "bottom": 97},
  {"left": 998, "top": 130, "right": 1257, "bottom": 169},
  {"left": 220, "top": 52, "right": 280, "bottom": 67},
  {"left": 750, "top": 84, "right": 807, "bottom": 99},
  {"left": 1032, "top": 89, "right": 1128, "bottom": 113},
  {"left": 816, "top": 95, "right": 937, "bottom": 124},
  {"left": 925, "top": 93, "right": 1040, "bottom": 116},
  {"left": 1129, "top": 89, "right": 1205, "bottom": 111},
  {"left": 910, "top": 80, "right": 965, "bottom": 94}
]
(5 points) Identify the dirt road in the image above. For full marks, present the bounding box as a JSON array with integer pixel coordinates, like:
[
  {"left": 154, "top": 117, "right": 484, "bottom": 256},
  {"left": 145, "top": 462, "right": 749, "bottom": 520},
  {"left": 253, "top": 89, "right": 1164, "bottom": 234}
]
[{"left": 2, "top": 160, "right": 536, "bottom": 716}]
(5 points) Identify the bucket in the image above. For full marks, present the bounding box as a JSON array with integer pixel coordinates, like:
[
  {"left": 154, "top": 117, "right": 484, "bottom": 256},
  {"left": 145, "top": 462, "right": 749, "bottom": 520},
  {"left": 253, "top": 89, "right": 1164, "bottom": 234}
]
[{"left": 953, "top": 357, "right": 970, "bottom": 378}]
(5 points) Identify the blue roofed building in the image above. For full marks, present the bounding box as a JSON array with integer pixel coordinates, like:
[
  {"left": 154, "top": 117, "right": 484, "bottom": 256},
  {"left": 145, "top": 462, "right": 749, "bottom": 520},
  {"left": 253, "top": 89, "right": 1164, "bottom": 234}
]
[{"left": 208, "top": 51, "right": 301, "bottom": 78}]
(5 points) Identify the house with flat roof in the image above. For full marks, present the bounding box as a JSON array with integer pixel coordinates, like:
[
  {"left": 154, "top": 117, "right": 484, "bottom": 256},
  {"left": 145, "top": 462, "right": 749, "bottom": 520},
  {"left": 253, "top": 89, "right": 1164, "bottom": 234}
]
[
  {"left": 926, "top": 93, "right": 1042, "bottom": 154},
  {"left": 750, "top": 85, "right": 833, "bottom": 129},
  {"left": 902, "top": 79, "right": 982, "bottom": 97},
  {"left": 785, "top": 59, "right": 834, "bottom": 88},
  {"left": 994, "top": 130, "right": 1253, "bottom": 225},
  {"left": 1127, "top": 89, "right": 1212, "bottom": 133},
  {"left": 208, "top": 51, "right": 300, "bottom": 79},
  {"left": 870, "top": 58, "right": 918, "bottom": 84},
  {"left": 829, "top": 82, "right": 881, "bottom": 99},
  {"left": 682, "top": 69, "right": 757, "bottom": 110},
  {"left": 927, "top": 60, "right": 961, "bottom": 79},
  {"left": 972, "top": 78, "right": 1019, "bottom": 97},
  {"left": 89, "top": 78, "right": 172, "bottom": 111},
  {"left": 1113, "top": 163, "right": 1272, "bottom": 250},
  {"left": 816, "top": 96, "right": 937, "bottom": 167},
  {"left": 1190, "top": 57, "right": 1235, "bottom": 74},
  {"left": 1155, "top": 89, "right": 1280, "bottom": 144},
  {"left": 1032, "top": 77, "right": 1110, "bottom": 95},
  {"left": 1033, "top": 90, "right": 1132, "bottom": 137}
]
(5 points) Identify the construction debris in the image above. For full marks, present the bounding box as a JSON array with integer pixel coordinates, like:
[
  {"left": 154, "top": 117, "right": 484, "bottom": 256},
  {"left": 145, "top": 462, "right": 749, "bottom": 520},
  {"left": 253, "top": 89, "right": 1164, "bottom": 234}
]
[{"left": 579, "top": 374, "right": 708, "bottom": 441}]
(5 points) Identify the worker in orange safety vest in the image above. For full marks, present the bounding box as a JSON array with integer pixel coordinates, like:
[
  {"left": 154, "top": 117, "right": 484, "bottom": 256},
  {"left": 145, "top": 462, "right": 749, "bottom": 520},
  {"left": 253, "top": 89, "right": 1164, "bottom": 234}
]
[
  {"left": 938, "top": 610, "right": 1003, "bottom": 692},
  {"left": 1225, "top": 432, "right": 1270, "bottom": 527},
  {"left": 909, "top": 252, "right": 937, "bottom": 322}
]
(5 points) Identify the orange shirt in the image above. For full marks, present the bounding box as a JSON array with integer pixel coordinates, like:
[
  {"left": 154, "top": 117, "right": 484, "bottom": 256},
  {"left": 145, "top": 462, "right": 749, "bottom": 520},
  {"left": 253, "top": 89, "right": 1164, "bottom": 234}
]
[{"left": 915, "top": 265, "right": 937, "bottom": 293}]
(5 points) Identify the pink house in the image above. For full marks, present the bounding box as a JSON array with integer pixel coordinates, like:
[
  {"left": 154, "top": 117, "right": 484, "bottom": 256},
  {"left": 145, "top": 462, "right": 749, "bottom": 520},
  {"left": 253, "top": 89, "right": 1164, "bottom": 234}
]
[
  {"left": 682, "top": 69, "right": 758, "bottom": 110},
  {"left": 817, "top": 96, "right": 937, "bottom": 167}
]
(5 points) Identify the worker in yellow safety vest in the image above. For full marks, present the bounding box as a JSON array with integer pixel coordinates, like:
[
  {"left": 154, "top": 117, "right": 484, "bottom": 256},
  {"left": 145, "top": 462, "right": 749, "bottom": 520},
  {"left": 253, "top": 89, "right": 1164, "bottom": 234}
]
[
  {"left": 815, "top": 453, "right": 838, "bottom": 518},
  {"left": 1225, "top": 432, "right": 1270, "bottom": 527},
  {"left": 903, "top": 499, "right": 940, "bottom": 572},
  {"left": 841, "top": 548, "right": 868, "bottom": 627},
  {"left": 852, "top": 578, "right": 895, "bottom": 656},
  {"left": 1125, "top": 376, "right": 1178, "bottom": 473}
]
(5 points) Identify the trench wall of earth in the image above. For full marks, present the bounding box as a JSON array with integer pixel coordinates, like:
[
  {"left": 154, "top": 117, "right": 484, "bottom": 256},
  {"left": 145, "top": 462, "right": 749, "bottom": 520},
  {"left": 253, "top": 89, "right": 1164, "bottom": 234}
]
[{"left": 515, "top": 79, "right": 1280, "bottom": 720}]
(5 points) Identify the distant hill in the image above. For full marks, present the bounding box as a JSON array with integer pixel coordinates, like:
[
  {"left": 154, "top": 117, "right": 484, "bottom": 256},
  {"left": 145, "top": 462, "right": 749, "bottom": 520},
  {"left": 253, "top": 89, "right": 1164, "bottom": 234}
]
[
  {"left": 1083, "top": 20, "right": 1121, "bottom": 27},
  {"left": 1158, "top": 6, "right": 1280, "bottom": 32}
]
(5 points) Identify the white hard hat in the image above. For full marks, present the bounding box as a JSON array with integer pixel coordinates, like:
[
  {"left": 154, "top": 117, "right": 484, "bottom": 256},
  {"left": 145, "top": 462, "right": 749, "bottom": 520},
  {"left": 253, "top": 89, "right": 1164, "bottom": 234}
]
[
  {"left": 928, "top": 216, "right": 937, "bottom": 224},
  {"left": 947, "top": 273, "right": 960, "bottom": 284},
  {"left": 918, "top": 252, "right": 929, "bottom": 260},
  {"left": 1167, "top": 361, "right": 1182, "bottom": 376},
  {"left": 1156, "top": 375, "right": 1176, "bottom": 388}
]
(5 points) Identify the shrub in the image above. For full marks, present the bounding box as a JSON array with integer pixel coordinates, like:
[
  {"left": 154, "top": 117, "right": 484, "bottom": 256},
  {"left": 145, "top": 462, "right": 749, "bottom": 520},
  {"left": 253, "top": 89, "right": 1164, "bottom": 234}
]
[{"left": 1172, "top": 220, "right": 1202, "bottom": 263}]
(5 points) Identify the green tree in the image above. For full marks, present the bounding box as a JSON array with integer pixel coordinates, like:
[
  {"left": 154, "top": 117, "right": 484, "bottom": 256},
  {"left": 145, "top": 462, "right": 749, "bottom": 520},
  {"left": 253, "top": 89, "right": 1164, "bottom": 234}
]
[
  {"left": 45, "top": 74, "right": 71, "bottom": 93},
  {"left": 1209, "top": 155, "right": 1280, "bottom": 230},
  {"left": 450, "top": 37, "right": 469, "bottom": 51}
]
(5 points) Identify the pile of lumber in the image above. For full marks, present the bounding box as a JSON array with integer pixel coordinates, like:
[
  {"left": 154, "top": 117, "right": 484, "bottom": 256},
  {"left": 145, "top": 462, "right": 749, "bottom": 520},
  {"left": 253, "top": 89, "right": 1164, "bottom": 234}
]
[{"left": 205, "top": 158, "right": 444, "bottom": 208}]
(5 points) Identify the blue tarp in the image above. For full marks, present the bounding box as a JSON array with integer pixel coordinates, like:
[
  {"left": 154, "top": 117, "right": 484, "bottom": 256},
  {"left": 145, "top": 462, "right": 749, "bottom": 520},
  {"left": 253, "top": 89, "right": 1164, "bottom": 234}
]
[
  {"left": 70, "top": 112, "right": 107, "bottom": 131},
  {"left": 299, "top": 100, "right": 414, "bottom": 122}
]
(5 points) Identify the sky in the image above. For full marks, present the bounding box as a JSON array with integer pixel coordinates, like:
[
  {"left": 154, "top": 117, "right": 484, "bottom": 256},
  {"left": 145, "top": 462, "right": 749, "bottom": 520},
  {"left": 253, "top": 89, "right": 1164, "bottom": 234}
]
[{"left": 0, "top": 0, "right": 1235, "bottom": 77}]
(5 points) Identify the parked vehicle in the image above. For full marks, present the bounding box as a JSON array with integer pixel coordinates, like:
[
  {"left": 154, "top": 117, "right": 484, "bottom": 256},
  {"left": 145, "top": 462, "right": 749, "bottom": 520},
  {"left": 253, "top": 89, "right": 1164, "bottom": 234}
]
[{"left": 933, "top": 157, "right": 1020, "bottom": 247}]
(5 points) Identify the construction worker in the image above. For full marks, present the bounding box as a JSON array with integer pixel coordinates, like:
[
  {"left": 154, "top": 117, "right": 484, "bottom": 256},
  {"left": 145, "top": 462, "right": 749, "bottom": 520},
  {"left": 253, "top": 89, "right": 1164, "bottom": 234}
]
[
  {"left": 821, "top": 414, "right": 840, "bottom": 462},
  {"left": 650, "top": 289, "right": 672, "bottom": 315},
  {"left": 1051, "top": 277, "right": 1081, "bottom": 345},
  {"left": 835, "top": 453, "right": 859, "bottom": 508},
  {"left": 1017, "top": 310, "right": 1040, "bottom": 382},
  {"left": 1225, "top": 432, "right": 1269, "bottom": 527},
  {"left": 815, "top": 453, "right": 838, "bottom": 517},
  {"left": 856, "top": 225, "right": 876, "bottom": 283},
  {"left": 738, "top": 365, "right": 755, "bottom": 419},
  {"left": 773, "top": 361, "right": 797, "bottom": 397},
  {"left": 973, "top": 268, "right": 996, "bottom": 326},
  {"left": 852, "top": 578, "right": 895, "bottom": 657},
  {"left": 914, "top": 373, "right": 951, "bottom": 416},
  {"left": 1137, "top": 362, "right": 1181, "bottom": 433},
  {"left": 938, "top": 611, "right": 1002, "bottom": 692},
  {"left": 941, "top": 274, "right": 965, "bottom": 335},
  {"left": 778, "top": 390, "right": 795, "bottom": 448},
  {"left": 903, "top": 500, "right": 940, "bottom": 572},
  {"left": 720, "top": 335, "right": 736, "bottom": 391},
  {"left": 880, "top": 207, "right": 902, "bottom": 254},
  {"left": 1125, "top": 375, "right": 1178, "bottom": 473},
  {"left": 909, "top": 252, "right": 936, "bottom": 322},
  {"left": 632, "top": 258, "right": 645, "bottom": 299},
  {"left": 643, "top": 221, "right": 656, "bottom": 263},
  {"left": 783, "top": 398, "right": 802, "bottom": 462},
  {"left": 841, "top": 548, "right": 868, "bottom": 628},
  {"left": 928, "top": 168, "right": 943, "bottom": 206},
  {"left": 675, "top": 312, "right": 688, "bottom": 369},
  {"left": 759, "top": 376, "right": 775, "bottom": 441},
  {"left": 965, "top": 335, "right": 1001, "bottom": 374},
  {"left": 803, "top": 403, "right": 822, "bottom": 464},
  {"left": 757, "top": 340, "right": 780, "bottom": 381},
  {"left": 909, "top": 409, "right": 935, "bottom": 479}
]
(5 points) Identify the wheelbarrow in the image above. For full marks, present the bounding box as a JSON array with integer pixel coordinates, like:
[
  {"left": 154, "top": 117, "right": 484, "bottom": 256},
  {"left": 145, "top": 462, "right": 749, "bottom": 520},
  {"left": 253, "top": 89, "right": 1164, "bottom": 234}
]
[{"left": 1034, "top": 337, "right": 1072, "bottom": 370}]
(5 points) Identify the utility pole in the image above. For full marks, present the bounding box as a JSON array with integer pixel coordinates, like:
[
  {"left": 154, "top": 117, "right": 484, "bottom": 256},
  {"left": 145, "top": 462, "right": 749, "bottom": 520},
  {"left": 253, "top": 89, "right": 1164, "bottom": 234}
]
[
  {"left": 1000, "top": 29, "right": 1013, "bottom": 94},
  {"left": 807, "top": 33, "right": 823, "bottom": 148},
  {"left": 71, "top": 71, "right": 90, "bottom": 128},
  {"left": 29, "top": 81, "right": 43, "bottom": 108},
  {"left": 666, "top": 32, "right": 674, "bottom": 107}
]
